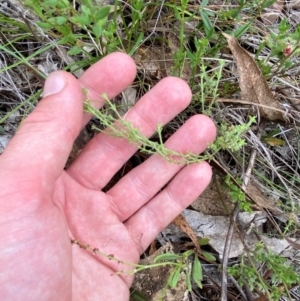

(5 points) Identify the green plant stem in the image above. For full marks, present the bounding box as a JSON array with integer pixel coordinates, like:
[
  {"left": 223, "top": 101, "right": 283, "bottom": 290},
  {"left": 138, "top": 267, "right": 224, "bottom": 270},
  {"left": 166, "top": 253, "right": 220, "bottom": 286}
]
[{"left": 71, "top": 237, "right": 183, "bottom": 275}]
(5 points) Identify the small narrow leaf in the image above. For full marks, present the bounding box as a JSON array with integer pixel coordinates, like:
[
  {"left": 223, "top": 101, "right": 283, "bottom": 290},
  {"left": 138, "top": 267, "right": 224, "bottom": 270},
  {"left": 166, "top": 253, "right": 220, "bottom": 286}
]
[
  {"left": 55, "top": 16, "right": 67, "bottom": 25},
  {"left": 71, "top": 15, "right": 91, "bottom": 25},
  {"left": 95, "top": 6, "right": 111, "bottom": 21},
  {"left": 81, "top": 5, "right": 91, "bottom": 18},
  {"left": 37, "top": 22, "right": 52, "bottom": 29},
  {"left": 182, "top": 250, "right": 194, "bottom": 258},
  {"left": 44, "top": 0, "right": 59, "bottom": 6},
  {"left": 185, "top": 270, "right": 192, "bottom": 292},
  {"left": 200, "top": 0, "right": 209, "bottom": 7},
  {"left": 154, "top": 253, "right": 182, "bottom": 262},
  {"left": 261, "top": 0, "right": 278, "bottom": 9},
  {"left": 202, "top": 251, "right": 216, "bottom": 262},
  {"left": 129, "top": 33, "right": 144, "bottom": 56},
  {"left": 81, "top": 0, "right": 92, "bottom": 8},
  {"left": 192, "top": 255, "right": 203, "bottom": 289},
  {"left": 130, "top": 289, "right": 149, "bottom": 301},
  {"left": 68, "top": 46, "right": 82, "bottom": 55},
  {"left": 173, "top": 6, "right": 180, "bottom": 20},
  {"left": 232, "top": 21, "right": 252, "bottom": 39},
  {"left": 200, "top": 10, "right": 213, "bottom": 37},
  {"left": 262, "top": 137, "right": 285, "bottom": 146},
  {"left": 199, "top": 237, "right": 210, "bottom": 246},
  {"left": 168, "top": 267, "right": 181, "bottom": 288},
  {"left": 92, "top": 22, "right": 103, "bottom": 38}
]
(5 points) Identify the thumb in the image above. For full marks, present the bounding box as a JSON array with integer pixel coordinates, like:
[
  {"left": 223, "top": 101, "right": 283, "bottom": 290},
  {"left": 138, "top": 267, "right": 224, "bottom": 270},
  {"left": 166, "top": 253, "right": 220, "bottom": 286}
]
[
  {"left": 0, "top": 71, "right": 83, "bottom": 189},
  {"left": 43, "top": 70, "right": 69, "bottom": 97}
]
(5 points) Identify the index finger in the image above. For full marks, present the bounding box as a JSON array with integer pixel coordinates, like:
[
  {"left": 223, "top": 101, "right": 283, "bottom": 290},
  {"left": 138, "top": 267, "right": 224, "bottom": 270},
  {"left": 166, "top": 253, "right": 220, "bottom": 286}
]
[
  {"left": 79, "top": 52, "right": 137, "bottom": 126},
  {"left": 0, "top": 53, "right": 136, "bottom": 192}
]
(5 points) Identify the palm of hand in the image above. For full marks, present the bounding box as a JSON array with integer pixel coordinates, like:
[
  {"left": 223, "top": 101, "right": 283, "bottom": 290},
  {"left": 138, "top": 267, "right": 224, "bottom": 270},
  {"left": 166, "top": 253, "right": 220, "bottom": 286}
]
[{"left": 0, "top": 53, "right": 215, "bottom": 301}]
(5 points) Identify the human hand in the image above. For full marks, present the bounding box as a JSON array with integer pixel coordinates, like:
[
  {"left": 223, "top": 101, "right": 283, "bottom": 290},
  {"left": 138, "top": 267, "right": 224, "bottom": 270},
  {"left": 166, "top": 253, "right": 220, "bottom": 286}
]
[{"left": 0, "top": 53, "right": 216, "bottom": 301}]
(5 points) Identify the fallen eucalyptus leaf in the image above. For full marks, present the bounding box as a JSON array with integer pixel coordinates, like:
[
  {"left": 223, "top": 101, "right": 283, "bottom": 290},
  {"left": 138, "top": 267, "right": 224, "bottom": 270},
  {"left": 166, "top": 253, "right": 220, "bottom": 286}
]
[
  {"left": 261, "top": 0, "right": 284, "bottom": 25},
  {"left": 172, "top": 214, "right": 201, "bottom": 253},
  {"left": 223, "top": 33, "right": 284, "bottom": 121}
]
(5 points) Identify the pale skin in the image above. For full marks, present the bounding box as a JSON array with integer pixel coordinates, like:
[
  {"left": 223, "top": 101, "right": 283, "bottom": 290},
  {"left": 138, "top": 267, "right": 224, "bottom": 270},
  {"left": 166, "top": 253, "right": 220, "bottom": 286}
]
[{"left": 0, "top": 53, "right": 216, "bottom": 300}]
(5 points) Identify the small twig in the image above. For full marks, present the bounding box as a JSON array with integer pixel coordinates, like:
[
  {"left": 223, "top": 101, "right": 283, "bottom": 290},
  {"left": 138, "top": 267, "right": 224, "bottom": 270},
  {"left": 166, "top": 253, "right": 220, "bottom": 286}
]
[
  {"left": 220, "top": 204, "right": 240, "bottom": 301},
  {"left": 216, "top": 98, "right": 293, "bottom": 121},
  {"left": 229, "top": 275, "right": 248, "bottom": 301}
]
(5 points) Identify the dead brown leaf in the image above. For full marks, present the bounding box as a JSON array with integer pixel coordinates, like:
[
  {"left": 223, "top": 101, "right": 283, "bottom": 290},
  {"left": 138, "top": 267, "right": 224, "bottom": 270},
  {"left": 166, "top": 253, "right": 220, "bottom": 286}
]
[
  {"left": 261, "top": 0, "right": 284, "bottom": 25},
  {"left": 223, "top": 33, "right": 284, "bottom": 121},
  {"left": 192, "top": 175, "right": 235, "bottom": 216},
  {"left": 245, "top": 181, "right": 285, "bottom": 217},
  {"left": 172, "top": 214, "right": 201, "bottom": 253}
]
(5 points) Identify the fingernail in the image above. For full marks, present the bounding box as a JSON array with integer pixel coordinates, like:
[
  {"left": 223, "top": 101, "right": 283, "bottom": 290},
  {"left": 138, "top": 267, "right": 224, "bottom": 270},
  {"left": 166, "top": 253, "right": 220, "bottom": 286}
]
[{"left": 43, "top": 72, "right": 67, "bottom": 97}]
